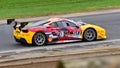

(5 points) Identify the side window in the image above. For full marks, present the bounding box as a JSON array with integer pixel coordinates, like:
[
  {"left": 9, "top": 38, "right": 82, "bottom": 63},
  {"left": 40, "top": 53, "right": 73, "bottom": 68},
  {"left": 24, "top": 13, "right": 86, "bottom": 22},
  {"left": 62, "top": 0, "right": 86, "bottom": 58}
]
[
  {"left": 61, "top": 20, "right": 76, "bottom": 27},
  {"left": 56, "top": 21, "right": 64, "bottom": 27},
  {"left": 50, "top": 20, "right": 76, "bottom": 28},
  {"left": 69, "top": 22, "right": 76, "bottom": 27},
  {"left": 50, "top": 22, "right": 58, "bottom": 27},
  {"left": 50, "top": 21, "right": 65, "bottom": 28}
]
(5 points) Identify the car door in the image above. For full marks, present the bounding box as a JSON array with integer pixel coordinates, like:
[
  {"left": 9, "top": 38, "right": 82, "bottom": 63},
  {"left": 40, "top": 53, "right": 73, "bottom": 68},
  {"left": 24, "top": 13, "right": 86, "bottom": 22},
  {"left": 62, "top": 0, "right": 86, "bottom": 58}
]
[
  {"left": 49, "top": 21, "right": 69, "bottom": 40},
  {"left": 60, "top": 20, "right": 81, "bottom": 40},
  {"left": 50, "top": 20, "right": 81, "bottom": 40}
]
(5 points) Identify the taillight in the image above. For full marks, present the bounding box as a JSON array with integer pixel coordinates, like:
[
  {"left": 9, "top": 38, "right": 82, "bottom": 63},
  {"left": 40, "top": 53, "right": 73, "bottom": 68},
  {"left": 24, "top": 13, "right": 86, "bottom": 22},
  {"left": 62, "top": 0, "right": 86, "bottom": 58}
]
[{"left": 22, "top": 29, "right": 28, "bottom": 33}]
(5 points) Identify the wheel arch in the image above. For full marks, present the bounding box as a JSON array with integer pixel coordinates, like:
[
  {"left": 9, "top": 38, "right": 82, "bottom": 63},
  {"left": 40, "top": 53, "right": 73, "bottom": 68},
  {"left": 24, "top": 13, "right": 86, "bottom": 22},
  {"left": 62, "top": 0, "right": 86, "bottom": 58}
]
[
  {"left": 32, "top": 31, "right": 48, "bottom": 45},
  {"left": 33, "top": 31, "right": 47, "bottom": 38},
  {"left": 82, "top": 27, "right": 97, "bottom": 41}
]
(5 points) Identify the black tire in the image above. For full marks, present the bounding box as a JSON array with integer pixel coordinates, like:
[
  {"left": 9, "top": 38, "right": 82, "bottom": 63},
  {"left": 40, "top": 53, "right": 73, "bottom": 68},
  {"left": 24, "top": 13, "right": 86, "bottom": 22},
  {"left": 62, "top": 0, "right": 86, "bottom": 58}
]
[
  {"left": 83, "top": 28, "right": 97, "bottom": 41},
  {"left": 32, "top": 33, "right": 47, "bottom": 46}
]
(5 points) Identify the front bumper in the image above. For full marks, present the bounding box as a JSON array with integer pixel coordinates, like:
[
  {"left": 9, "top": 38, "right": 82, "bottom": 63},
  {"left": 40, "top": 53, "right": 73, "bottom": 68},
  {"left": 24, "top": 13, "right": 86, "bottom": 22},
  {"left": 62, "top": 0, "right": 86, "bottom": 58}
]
[{"left": 97, "top": 28, "right": 107, "bottom": 39}]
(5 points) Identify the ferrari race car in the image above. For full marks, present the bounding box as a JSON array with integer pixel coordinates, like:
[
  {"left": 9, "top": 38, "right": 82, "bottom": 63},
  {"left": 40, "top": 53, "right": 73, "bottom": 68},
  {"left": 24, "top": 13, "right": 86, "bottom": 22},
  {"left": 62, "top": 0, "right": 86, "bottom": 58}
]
[{"left": 7, "top": 18, "right": 106, "bottom": 46}]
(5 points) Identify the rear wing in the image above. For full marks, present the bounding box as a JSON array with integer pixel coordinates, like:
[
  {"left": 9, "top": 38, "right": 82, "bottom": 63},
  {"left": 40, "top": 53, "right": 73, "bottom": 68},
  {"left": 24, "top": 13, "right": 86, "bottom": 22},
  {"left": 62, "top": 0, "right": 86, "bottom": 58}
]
[
  {"left": 7, "top": 19, "right": 28, "bottom": 29},
  {"left": 7, "top": 19, "right": 15, "bottom": 25}
]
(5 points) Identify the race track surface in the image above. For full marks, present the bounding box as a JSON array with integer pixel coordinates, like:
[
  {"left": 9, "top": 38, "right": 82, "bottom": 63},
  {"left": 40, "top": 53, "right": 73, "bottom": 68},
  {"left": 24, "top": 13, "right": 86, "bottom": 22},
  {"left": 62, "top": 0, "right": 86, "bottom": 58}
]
[{"left": 0, "top": 12, "right": 120, "bottom": 51}]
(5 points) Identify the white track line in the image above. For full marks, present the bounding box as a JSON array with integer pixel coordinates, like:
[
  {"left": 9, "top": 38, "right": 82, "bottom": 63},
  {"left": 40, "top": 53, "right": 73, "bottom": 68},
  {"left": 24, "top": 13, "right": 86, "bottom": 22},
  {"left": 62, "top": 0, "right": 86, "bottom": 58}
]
[{"left": 0, "top": 39, "right": 120, "bottom": 54}]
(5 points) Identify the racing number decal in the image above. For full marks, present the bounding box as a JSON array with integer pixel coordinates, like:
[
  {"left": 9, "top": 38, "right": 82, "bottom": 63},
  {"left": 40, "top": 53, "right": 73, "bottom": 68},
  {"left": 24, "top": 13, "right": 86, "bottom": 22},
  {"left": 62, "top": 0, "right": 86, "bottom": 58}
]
[
  {"left": 59, "top": 28, "right": 68, "bottom": 37},
  {"left": 59, "top": 31, "right": 65, "bottom": 37}
]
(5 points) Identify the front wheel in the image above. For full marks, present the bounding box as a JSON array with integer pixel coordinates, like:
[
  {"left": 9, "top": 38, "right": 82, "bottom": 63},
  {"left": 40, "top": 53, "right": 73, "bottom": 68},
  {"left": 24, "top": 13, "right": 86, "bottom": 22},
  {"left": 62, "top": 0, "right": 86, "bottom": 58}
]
[
  {"left": 32, "top": 33, "right": 47, "bottom": 46},
  {"left": 83, "top": 28, "right": 97, "bottom": 41}
]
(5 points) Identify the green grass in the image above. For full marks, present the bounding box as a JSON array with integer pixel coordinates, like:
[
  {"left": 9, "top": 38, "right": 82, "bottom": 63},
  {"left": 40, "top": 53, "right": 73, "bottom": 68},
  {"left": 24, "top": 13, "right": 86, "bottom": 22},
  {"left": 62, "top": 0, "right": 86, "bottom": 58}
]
[{"left": 0, "top": 0, "right": 120, "bottom": 19}]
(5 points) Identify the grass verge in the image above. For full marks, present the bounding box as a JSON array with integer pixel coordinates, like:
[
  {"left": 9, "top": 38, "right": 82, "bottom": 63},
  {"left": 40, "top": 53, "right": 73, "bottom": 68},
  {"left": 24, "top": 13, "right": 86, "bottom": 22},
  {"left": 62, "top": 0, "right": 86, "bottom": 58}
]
[{"left": 0, "top": 0, "right": 120, "bottom": 19}]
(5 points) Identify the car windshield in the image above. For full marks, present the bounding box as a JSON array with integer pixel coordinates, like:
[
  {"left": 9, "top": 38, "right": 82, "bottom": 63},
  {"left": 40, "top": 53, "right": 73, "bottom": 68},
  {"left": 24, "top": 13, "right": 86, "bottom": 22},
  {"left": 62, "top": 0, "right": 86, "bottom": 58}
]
[
  {"left": 76, "top": 21, "right": 86, "bottom": 25},
  {"left": 24, "top": 20, "right": 50, "bottom": 28}
]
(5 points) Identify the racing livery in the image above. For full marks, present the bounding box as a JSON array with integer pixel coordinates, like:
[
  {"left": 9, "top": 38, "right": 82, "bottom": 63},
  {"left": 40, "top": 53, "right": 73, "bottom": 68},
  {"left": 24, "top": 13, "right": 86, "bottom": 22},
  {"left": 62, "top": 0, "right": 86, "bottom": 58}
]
[{"left": 7, "top": 18, "right": 106, "bottom": 46}]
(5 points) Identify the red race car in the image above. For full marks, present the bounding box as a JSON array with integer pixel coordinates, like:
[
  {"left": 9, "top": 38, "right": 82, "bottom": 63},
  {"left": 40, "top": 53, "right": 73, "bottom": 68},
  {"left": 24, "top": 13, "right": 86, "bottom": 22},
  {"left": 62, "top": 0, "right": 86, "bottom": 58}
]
[{"left": 7, "top": 18, "right": 106, "bottom": 46}]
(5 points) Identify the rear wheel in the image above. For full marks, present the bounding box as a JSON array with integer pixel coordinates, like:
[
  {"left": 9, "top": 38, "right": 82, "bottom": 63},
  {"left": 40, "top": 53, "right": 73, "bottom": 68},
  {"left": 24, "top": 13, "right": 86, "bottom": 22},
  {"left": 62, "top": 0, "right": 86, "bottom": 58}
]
[
  {"left": 83, "top": 28, "right": 97, "bottom": 41},
  {"left": 32, "top": 33, "right": 47, "bottom": 46}
]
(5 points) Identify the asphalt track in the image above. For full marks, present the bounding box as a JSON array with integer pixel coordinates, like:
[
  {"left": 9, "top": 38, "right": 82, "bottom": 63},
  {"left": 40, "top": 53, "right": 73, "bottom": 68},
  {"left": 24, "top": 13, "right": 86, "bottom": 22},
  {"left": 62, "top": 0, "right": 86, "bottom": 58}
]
[{"left": 0, "top": 12, "right": 120, "bottom": 52}]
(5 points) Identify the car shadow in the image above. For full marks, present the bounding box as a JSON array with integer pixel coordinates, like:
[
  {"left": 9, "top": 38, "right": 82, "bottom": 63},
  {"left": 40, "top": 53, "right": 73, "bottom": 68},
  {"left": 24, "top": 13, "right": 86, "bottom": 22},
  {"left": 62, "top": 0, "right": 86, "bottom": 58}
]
[{"left": 20, "top": 39, "right": 107, "bottom": 47}]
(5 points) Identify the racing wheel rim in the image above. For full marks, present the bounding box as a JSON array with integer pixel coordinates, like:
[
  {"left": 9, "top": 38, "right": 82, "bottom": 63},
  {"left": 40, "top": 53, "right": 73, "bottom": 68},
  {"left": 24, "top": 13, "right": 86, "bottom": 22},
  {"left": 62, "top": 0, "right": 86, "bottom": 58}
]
[
  {"left": 33, "top": 33, "right": 46, "bottom": 46},
  {"left": 83, "top": 29, "right": 96, "bottom": 41}
]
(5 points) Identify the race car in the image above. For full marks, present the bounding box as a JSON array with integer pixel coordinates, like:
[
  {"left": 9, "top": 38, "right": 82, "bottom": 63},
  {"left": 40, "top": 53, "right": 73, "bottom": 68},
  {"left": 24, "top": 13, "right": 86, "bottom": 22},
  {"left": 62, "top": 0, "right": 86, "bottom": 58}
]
[{"left": 7, "top": 18, "right": 106, "bottom": 46}]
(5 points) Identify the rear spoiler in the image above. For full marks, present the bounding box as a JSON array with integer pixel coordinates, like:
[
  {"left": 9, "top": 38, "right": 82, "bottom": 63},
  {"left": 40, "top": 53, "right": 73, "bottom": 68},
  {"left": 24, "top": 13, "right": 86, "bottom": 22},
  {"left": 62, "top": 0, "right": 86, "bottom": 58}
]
[
  {"left": 7, "top": 19, "right": 28, "bottom": 29},
  {"left": 7, "top": 19, "right": 15, "bottom": 25}
]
